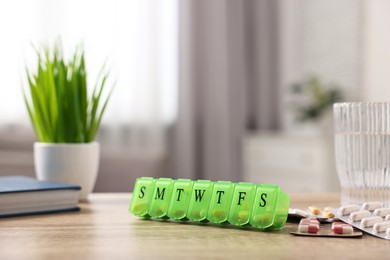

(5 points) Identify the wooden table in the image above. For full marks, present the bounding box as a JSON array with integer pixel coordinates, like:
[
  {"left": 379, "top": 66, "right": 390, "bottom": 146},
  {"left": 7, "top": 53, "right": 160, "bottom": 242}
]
[{"left": 1, "top": 193, "right": 390, "bottom": 259}]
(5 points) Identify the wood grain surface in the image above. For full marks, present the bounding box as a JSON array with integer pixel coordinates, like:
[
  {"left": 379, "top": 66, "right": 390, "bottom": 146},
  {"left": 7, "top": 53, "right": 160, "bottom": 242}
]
[{"left": 1, "top": 193, "right": 390, "bottom": 259}]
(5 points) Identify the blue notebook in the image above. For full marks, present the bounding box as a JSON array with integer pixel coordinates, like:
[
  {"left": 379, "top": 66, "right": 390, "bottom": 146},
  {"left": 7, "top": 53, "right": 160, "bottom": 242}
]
[{"left": 0, "top": 176, "right": 81, "bottom": 217}]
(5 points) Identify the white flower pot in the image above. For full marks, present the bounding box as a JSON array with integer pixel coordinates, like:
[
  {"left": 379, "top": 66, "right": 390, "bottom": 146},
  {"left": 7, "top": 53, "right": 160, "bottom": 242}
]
[{"left": 34, "top": 142, "right": 100, "bottom": 200}]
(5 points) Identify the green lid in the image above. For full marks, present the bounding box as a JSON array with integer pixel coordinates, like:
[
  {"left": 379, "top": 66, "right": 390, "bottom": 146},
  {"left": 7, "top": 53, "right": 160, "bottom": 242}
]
[
  {"left": 129, "top": 177, "right": 155, "bottom": 217},
  {"left": 249, "top": 184, "right": 279, "bottom": 229},
  {"left": 148, "top": 178, "right": 174, "bottom": 218},
  {"left": 207, "top": 181, "right": 234, "bottom": 224},
  {"left": 129, "top": 177, "right": 290, "bottom": 230},
  {"left": 228, "top": 182, "right": 256, "bottom": 226},
  {"left": 167, "top": 179, "right": 193, "bottom": 220},
  {"left": 187, "top": 180, "right": 213, "bottom": 221},
  {"left": 268, "top": 189, "right": 289, "bottom": 229}
]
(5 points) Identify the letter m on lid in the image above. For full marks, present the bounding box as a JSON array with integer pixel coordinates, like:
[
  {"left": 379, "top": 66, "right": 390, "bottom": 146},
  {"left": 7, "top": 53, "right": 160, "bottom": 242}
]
[{"left": 155, "top": 187, "right": 166, "bottom": 200}]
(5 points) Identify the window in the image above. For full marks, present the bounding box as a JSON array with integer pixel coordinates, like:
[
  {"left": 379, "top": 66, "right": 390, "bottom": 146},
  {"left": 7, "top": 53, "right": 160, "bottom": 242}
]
[{"left": 0, "top": 0, "right": 178, "bottom": 152}]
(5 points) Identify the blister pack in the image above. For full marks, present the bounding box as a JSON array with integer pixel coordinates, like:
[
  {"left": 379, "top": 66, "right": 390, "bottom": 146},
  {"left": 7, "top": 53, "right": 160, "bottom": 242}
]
[
  {"left": 290, "top": 217, "right": 363, "bottom": 238},
  {"left": 333, "top": 202, "right": 390, "bottom": 240}
]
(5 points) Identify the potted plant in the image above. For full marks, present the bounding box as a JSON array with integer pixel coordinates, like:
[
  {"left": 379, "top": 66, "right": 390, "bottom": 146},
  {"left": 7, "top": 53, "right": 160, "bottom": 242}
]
[
  {"left": 291, "top": 75, "right": 343, "bottom": 135},
  {"left": 23, "top": 42, "right": 112, "bottom": 200}
]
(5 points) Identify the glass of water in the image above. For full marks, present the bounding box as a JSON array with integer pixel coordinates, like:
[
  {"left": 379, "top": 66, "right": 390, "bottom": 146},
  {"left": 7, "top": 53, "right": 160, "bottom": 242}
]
[{"left": 334, "top": 102, "right": 390, "bottom": 206}]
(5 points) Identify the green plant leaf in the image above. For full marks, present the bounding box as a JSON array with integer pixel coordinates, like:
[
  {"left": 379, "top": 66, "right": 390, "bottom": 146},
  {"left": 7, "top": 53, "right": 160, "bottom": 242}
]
[{"left": 23, "top": 41, "right": 112, "bottom": 143}]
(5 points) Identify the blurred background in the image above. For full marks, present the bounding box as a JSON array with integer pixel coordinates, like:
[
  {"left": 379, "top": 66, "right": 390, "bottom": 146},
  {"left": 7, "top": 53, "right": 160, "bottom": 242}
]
[{"left": 0, "top": 0, "right": 389, "bottom": 193}]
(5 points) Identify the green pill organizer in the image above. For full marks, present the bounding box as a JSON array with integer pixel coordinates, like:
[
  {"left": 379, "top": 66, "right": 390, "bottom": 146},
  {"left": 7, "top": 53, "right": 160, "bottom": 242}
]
[{"left": 129, "top": 177, "right": 290, "bottom": 230}]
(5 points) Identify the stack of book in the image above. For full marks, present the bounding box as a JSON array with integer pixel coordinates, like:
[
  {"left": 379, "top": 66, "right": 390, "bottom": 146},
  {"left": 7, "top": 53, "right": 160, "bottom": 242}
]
[{"left": 0, "top": 176, "right": 80, "bottom": 217}]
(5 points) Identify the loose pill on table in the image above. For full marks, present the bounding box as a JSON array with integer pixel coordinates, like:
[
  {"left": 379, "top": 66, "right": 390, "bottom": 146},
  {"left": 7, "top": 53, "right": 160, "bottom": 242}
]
[
  {"left": 362, "top": 202, "right": 384, "bottom": 211},
  {"left": 331, "top": 222, "right": 353, "bottom": 235},
  {"left": 349, "top": 210, "right": 371, "bottom": 222},
  {"left": 360, "top": 216, "right": 383, "bottom": 228},
  {"left": 338, "top": 204, "right": 360, "bottom": 215},
  {"left": 373, "top": 221, "right": 390, "bottom": 233},
  {"left": 308, "top": 206, "right": 321, "bottom": 215},
  {"left": 385, "top": 214, "right": 390, "bottom": 221},
  {"left": 373, "top": 208, "right": 390, "bottom": 217}
]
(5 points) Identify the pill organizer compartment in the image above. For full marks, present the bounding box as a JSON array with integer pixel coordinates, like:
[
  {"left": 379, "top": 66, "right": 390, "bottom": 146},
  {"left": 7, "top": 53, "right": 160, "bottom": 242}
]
[
  {"left": 206, "top": 181, "right": 234, "bottom": 224},
  {"left": 167, "top": 179, "right": 193, "bottom": 220},
  {"left": 271, "top": 189, "right": 290, "bottom": 229},
  {"left": 187, "top": 180, "right": 213, "bottom": 222},
  {"left": 129, "top": 177, "right": 290, "bottom": 230},
  {"left": 228, "top": 182, "right": 256, "bottom": 226},
  {"left": 250, "top": 185, "right": 278, "bottom": 228},
  {"left": 129, "top": 177, "right": 155, "bottom": 217},
  {"left": 148, "top": 178, "right": 174, "bottom": 218}
]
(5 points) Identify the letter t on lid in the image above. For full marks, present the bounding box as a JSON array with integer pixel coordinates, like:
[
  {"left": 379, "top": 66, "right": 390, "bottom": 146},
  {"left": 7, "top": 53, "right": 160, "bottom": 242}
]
[{"left": 207, "top": 181, "right": 234, "bottom": 224}]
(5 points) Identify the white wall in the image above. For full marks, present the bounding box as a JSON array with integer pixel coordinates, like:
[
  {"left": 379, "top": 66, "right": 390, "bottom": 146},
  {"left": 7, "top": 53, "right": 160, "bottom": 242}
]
[
  {"left": 362, "top": 0, "right": 390, "bottom": 101},
  {"left": 280, "top": 0, "right": 362, "bottom": 132}
]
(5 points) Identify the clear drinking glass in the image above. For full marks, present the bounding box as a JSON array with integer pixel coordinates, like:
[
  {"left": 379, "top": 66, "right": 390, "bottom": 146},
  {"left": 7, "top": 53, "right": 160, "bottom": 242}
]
[{"left": 334, "top": 102, "right": 390, "bottom": 206}]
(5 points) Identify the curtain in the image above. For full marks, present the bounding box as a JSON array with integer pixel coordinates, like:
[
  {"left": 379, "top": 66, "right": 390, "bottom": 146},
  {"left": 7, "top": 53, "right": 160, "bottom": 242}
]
[{"left": 172, "top": 0, "right": 281, "bottom": 181}]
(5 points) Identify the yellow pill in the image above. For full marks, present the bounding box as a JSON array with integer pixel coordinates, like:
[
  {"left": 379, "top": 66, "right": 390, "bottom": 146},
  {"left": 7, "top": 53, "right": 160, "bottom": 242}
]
[
  {"left": 133, "top": 203, "right": 147, "bottom": 214},
  {"left": 272, "top": 216, "right": 285, "bottom": 227},
  {"left": 237, "top": 210, "right": 249, "bottom": 222},
  {"left": 253, "top": 214, "right": 271, "bottom": 225},
  {"left": 309, "top": 206, "right": 321, "bottom": 215},
  {"left": 192, "top": 210, "right": 206, "bottom": 219},
  {"left": 323, "top": 211, "right": 335, "bottom": 218},
  {"left": 173, "top": 210, "right": 186, "bottom": 218},
  {"left": 212, "top": 209, "right": 226, "bottom": 221},
  {"left": 153, "top": 207, "right": 166, "bottom": 217}
]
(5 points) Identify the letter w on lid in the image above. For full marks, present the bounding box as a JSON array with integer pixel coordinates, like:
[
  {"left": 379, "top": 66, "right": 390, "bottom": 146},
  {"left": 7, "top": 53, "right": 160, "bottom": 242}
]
[
  {"left": 194, "top": 189, "right": 206, "bottom": 202},
  {"left": 187, "top": 180, "right": 213, "bottom": 221}
]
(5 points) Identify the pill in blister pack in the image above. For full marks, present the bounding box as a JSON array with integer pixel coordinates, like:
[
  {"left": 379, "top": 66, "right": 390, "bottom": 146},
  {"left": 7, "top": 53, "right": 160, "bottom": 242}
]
[
  {"left": 360, "top": 216, "right": 382, "bottom": 228},
  {"left": 373, "top": 208, "right": 390, "bottom": 217},
  {"left": 338, "top": 204, "right": 360, "bottom": 215},
  {"left": 291, "top": 218, "right": 362, "bottom": 238},
  {"left": 373, "top": 221, "right": 390, "bottom": 233},
  {"left": 331, "top": 222, "right": 354, "bottom": 234},
  {"left": 334, "top": 202, "right": 390, "bottom": 240},
  {"left": 298, "top": 218, "right": 320, "bottom": 233},
  {"left": 288, "top": 206, "right": 336, "bottom": 223},
  {"left": 349, "top": 210, "right": 370, "bottom": 222},
  {"left": 362, "top": 202, "right": 383, "bottom": 211}
]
